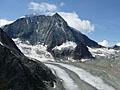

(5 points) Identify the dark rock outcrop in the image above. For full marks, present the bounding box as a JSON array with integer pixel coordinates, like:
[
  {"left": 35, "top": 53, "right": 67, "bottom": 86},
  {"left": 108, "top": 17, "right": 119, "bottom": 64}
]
[
  {"left": 0, "top": 28, "right": 56, "bottom": 90},
  {"left": 51, "top": 42, "right": 93, "bottom": 60},
  {"left": 0, "top": 28, "right": 22, "bottom": 55},
  {"left": 111, "top": 45, "right": 120, "bottom": 50},
  {"left": 73, "top": 42, "right": 93, "bottom": 60},
  {"left": 51, "top": 48, "right": 74, "bottom": 60}
]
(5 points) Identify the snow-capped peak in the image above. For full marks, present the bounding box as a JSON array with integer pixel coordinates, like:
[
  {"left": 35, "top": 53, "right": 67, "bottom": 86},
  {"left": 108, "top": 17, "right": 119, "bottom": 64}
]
[{"left": 53, "top": 41, "right": 77, "bottom": 50}]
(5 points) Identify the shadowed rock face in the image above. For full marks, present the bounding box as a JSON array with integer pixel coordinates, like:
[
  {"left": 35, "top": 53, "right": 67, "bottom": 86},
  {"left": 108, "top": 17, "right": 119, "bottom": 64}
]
[
  {"left": 73, "top": 42, "right": 93, "bottom": 60},
  {"left": 0, "top": 28, "right": 22, "bottom": 55},
  {"left": 51, "top": 42, "right": 93, "bottom": 60},
  {"left": 3, "top": 13, "right": 72, "bottom": 48},
  {"left": 3, "top": 13, "right": 101, "bottom": 51},
  {"left": 0, "top": 28, "right": 56, "bottom": 90},
  {"left": 111, "top": 45, "right": 120, "bottom": 50}
]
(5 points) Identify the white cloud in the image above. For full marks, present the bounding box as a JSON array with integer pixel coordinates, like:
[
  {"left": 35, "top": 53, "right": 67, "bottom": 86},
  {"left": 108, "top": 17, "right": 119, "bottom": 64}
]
[
  {"left": 116, "top": 42, "right": 120, "bottom": 46},
  {"left": 0, "top": 19, "right": 14, "bottom": 27},
  {"left": 58, "top": 12, "right": 95, "bottom": 33},
  {"left": 28, "top": 2, "right": 95, "bottom": 33},
  {"left": 60, "top": 2, "right": 64, "bottom": 7},
  {"left": 29, "top": 2, "right": 57, "bottom": 13},
  {"left": 98, "top": 40, "right": 109, "bottom": 47}
]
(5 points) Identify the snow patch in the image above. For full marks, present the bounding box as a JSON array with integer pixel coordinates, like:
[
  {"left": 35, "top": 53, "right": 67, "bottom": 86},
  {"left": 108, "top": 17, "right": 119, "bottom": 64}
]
[
  {"left": 88, "top": 47, "right": 119, "bottom": 58},
  {"left": 56, "top": 63, "right": 115, "bottom": 90},
  {"left": 13, "top": 38, "right": 54, "bottom": 62},
  {"left": 19, "top": 16, "right": 26, "bottom": 19},
  {"left": 0, "top": 41, "right": 3, "bottom": 46},
  {"left": 0, "top": 19, "right": 14, "bottom": 27},
  {"left": 46, "top": 64, "right": 79, "bottom": 90},
  {"left": 98, "top": 40, "right": 109, "bottom": 47},
  {"left": 53, "top": 41, "right": 77, "bottom": 50},
  {"left": 116, "top": 43, "right": 120, "bottom": 46}
]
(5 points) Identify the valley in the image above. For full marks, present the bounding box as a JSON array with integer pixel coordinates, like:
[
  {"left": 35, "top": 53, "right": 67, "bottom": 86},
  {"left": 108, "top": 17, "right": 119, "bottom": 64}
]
[{"left": 0, "top": 13, "right": 120, "bottom": 90}]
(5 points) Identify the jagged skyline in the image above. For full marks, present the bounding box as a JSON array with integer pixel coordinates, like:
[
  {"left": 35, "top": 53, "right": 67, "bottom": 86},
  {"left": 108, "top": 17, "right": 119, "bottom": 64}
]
[{"left": 0, "top": 0, "right": 120, "bottom": 46}]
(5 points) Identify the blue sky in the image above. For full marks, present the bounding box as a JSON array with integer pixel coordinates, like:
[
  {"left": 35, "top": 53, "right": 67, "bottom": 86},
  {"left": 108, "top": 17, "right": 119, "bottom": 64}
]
[{"left": 0, "top": 0, "right": 120, "bottom": 46}]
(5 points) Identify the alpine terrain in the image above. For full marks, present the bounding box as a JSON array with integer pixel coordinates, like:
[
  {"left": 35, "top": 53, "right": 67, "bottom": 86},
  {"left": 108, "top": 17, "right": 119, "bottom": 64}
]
[{"left": 0, "top": 13, "right": 120, "bottom": 90}]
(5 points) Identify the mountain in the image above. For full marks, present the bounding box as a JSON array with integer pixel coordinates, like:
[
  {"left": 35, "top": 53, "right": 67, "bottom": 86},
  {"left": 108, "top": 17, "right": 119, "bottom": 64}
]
[
  {"left": 111, "top": 45, "right": 120, "bottom": 50},
  {"left": 0, "top": 28, "right": 22, "bottom": 55},
  {"left": 0, "top": 28, "right": 56, "bottom": 90},
  {"left": 2, "top": 13, "right": 101, "bottom": 60},
  {"left": 51, "top": 41, "right": 93, "bottom": 60},
  {"left": 73, "top": 42, "right": 93, "bottom": 60}
]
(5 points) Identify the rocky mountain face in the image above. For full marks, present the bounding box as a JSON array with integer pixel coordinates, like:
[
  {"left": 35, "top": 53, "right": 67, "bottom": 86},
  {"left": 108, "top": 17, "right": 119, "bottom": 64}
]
[
  {"left": 0, "top": 28, "right": 56, "bottom": 90},
  {"left": 0, "top": 28, "right": 22, "bottom": 55},
  {"left": 73, "top": 42, "right": 93, "bottom": 60},
  {"left": 2, "top": 13, "right": 101, "bottom": 60},
  {"left": 51, "top": 41, "right": 93, "bottom": 60},
  {"left": 111, "top": 45, "right": 120, "bottom": 50}
]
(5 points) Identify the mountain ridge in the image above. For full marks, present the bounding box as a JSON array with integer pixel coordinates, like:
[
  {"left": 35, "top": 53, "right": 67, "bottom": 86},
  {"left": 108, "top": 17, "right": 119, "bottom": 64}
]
[
  {"left": 2, "top": 13, "right": 101, "bottom": 60},
  {"left": 0, "top": 28, "right": 56, "bottom": 90},
  {"left": 3, "top": 13, "right": 101, "bottom": 47}
]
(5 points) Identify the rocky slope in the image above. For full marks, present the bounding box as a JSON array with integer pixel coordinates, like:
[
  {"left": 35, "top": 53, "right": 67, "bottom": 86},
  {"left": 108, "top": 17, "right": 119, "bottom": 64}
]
[
  {"left": 73, "top": 42, "right": 93, "bottom": 60},
  {"left": 0, "top": 28, "right": 56, "bottom": 90},
  {"left": 51, "top": 41, "right": 93, "bottom": 60},
  {"left": 0, "top": 28, "right": 22, "bottom": 55},
  {"left": 2, "top": 13, "right": 101, "bottom": 60},
  {"left": 110, "top": 45, "right": 120, "bottom": 50}
]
